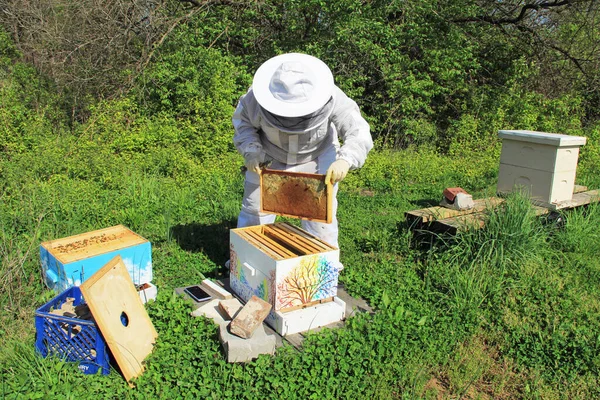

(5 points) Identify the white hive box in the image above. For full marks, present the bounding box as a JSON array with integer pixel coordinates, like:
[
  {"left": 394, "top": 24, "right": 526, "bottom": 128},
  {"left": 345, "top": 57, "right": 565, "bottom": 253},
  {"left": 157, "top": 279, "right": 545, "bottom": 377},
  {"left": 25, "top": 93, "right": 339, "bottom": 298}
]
[
  {"left": 229, "top": 222, "right": 345, "bottom": 336},
  {"left": 497, "top": 130, "right": 586, "bottom": 208}
]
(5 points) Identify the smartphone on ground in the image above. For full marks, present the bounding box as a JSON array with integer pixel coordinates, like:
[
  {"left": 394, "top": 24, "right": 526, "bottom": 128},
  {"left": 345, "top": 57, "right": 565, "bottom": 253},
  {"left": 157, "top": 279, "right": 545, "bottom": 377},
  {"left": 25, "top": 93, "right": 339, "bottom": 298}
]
[{"left": 184, "top": 285, "right": 212, "bottom": 303}]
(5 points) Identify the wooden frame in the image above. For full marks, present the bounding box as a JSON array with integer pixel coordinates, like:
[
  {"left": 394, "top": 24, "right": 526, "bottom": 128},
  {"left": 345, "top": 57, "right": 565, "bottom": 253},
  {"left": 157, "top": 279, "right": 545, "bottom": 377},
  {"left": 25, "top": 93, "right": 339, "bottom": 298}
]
[
  {"left": 260, "top": 169, "right": 333, "bottom": 223},
  {"left": 232, "top": 223, "right": 337, "bottom": 261}
]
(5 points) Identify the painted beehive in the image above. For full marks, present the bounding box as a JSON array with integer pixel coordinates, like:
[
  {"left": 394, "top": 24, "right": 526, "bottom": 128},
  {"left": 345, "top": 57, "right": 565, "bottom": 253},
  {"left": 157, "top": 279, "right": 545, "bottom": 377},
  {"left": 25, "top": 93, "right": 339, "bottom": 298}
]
[
  {"left": 497, "top": 130, "right": 587, "bottom": 207},
  {"left": 229, "top": 222, "right": 344, "bottom": 335},
  {"left": 40, "top": 225, "right": 152, "bottom": 292}
]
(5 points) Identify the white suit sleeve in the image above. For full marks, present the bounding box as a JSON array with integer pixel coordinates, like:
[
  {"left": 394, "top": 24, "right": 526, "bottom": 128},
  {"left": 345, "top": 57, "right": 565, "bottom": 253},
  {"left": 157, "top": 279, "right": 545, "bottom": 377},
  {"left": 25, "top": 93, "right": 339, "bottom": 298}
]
[
  {"left": 232, "top": 90, "right": 263, "bottom": 161},
  {"left": 330, "top": 87, "right": 373, "bottom": 169}
]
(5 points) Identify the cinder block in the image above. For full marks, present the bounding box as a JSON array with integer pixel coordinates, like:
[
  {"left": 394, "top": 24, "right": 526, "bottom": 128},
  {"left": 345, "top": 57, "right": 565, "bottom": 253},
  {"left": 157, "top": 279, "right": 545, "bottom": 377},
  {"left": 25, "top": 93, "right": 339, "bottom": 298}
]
[
  {"left": 229, "top": 296, "right": 272, "bottom": 339},
  {"left": 190, "top": 298, "right": 276, "bottom": 363},
  {"left": 219, "top": 298, "right": 243, "bottom": 320},
  {"left": 219, "top": 323, "right": 276, "bottom": 363}
]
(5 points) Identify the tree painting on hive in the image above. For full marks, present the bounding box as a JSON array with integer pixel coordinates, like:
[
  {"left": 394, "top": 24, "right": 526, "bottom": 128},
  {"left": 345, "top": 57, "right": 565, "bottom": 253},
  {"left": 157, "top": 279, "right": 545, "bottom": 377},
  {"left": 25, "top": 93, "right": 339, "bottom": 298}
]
[
  {"left": 229, "top": 243, "right": 247, "bottom": 284},
  {"left": 276, "top": 255, "right": 340, "bottom": 309}
]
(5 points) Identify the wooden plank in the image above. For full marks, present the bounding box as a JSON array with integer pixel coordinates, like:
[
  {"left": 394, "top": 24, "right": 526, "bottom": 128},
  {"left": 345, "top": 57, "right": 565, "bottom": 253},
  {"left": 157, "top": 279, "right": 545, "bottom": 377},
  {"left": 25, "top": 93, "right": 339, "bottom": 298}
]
[
  {"left": 283, "top": 333, "right": 304, "bottom": 349},
  {"left": 80, "top": 256, "right": 157, "bottom": 385},
  {"left": 432, "top": 213, "right": 487, "bottom": 234},
  {"left": 41, "top": 225, "right": 148, "bottom": 264},
  {"left": 561, "top": 189, "right": 600, "bottom": 208},
  {"left": 237, "top": 231, "right": 284, "bottom": 260},
  {"left": 279, "top": 297, "right": 334, "bottom": 313},
  {"left": 405, "top": 197, "right": 505, "bottom": 225},
  {"left": 260, "top": 169, "right": 333, "bottom": 223},
  {"left": 574, "top": 184, "right": 588, "bottom": 194},
  {"left": 432, "top": 201, "right": 554, "bottom": 233},
  {"left": 262, "top": 226, "right": 315, "bottom": 255},
  {"left": 265, "top": 225, "right": 324, "bottom": 254}
]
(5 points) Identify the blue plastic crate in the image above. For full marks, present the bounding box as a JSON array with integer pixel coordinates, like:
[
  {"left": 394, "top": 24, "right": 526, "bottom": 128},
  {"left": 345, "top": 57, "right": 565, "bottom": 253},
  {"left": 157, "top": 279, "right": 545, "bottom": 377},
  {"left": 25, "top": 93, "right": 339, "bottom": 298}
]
[{"left": 35, "top": 286, "right": 110, "bottom": 375}]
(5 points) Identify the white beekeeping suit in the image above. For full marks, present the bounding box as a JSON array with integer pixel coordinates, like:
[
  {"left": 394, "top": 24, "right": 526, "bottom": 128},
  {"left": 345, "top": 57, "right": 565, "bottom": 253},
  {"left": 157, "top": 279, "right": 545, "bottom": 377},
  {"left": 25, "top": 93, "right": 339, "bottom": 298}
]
[{"left": 232, "top": 53, "right": 373, "bottom": 248}]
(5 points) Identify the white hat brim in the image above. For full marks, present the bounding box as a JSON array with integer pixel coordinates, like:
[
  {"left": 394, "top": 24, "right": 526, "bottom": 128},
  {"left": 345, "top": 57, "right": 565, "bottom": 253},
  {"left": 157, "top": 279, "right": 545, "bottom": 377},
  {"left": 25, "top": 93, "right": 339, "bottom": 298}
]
[{"left": 252, "top": 53, "right": 334, "bottom": 118}]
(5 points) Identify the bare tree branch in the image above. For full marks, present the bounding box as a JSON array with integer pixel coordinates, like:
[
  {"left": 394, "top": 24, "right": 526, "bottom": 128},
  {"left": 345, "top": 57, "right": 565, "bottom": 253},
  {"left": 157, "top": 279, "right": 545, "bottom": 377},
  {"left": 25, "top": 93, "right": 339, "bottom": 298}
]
[{"left": 453, "top": 1, "right": 572, "bottom": 24}]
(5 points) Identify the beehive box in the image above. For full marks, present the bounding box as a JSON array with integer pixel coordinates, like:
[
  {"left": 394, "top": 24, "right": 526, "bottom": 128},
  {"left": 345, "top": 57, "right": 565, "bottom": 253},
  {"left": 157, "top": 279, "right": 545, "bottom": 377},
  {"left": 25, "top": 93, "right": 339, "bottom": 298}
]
[
  {"left": 497, "top": 130, "right": 587, "bottom": 208},
  {"left": 35, "top": 286, "right": 110, "bottom": 375},
  {"left": 40, "top": 225, "right": 152, "bottom": 292},
  {"left": 229, "top": 222, "right": 345, "bottom": 335}
]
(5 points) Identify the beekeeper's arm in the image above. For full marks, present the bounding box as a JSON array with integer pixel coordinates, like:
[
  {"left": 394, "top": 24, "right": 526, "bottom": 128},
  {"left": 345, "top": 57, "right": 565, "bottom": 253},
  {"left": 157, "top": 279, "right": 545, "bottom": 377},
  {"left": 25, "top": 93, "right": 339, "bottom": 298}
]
[
  {"left": 233, "top": 90, "right": 263, "bottom": 173},
  {"left": 326, "top": 87, "right": 373, "bottom": 183}
]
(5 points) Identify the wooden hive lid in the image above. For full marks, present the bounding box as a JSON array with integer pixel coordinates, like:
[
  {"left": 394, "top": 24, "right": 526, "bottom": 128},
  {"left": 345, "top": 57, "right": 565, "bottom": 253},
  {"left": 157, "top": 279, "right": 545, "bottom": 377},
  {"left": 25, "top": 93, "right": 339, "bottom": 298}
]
[
  {"left": 40, "top": 225, "right": 148, "bottom": 264},
  {"left": 80, "top": 256, "right": 157, "bottom": 385},
  {"left": 260, "top": 169, "right": 333, "bottom": 223}
]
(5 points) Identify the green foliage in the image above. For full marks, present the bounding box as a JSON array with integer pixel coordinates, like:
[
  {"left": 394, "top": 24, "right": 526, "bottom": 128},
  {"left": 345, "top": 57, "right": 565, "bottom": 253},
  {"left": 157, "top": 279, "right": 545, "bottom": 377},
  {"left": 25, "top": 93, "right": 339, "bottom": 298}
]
[{"left": 136, "top": 27, "right": 251, "bottom": 158}]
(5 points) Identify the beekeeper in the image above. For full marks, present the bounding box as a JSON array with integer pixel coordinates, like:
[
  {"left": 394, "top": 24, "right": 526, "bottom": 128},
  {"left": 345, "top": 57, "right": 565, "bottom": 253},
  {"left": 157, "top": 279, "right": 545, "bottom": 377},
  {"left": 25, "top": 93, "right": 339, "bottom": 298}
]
[{"left": 233, "top": 53, "right": 373, "bottom": 248}]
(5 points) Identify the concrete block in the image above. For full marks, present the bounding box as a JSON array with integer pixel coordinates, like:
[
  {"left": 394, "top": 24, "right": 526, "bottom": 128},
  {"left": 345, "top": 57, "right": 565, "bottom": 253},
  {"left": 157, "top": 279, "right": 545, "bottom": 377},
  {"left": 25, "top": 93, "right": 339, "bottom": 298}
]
[
  {"left": 190, "top": 297, "right": 276, "bottom": 362},
  {"left": 219, "top": 323, "right": 276, "bottom": 363},
  {"left": 219, "top": 298, "right": 243, "bottom": 320},
  {"left": 190, "top": 299, "right": 229, "bottom": 322},
  {"left": 230, "top": 296, "right": 272, "bottom": 339}
]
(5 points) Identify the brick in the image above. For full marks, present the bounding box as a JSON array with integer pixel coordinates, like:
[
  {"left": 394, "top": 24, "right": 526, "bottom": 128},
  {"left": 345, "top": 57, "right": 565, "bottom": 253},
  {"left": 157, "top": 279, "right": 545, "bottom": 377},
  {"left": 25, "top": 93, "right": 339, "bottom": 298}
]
[
  {"left": 229, "top": 296, "right": 272, "bottom": 339},
  {"left": 443, "top": 187, "right": 468, "bottom": 202},
  {"left": 219, "top": 298, "right": 243, "bottom": 320}
]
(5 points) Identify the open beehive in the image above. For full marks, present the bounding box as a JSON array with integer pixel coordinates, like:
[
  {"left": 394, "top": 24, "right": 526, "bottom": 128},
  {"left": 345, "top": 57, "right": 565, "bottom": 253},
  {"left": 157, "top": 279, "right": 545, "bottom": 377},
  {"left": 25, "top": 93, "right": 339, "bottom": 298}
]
[{"left": 229, "top": 222, "right": 345, "bottom": 336}]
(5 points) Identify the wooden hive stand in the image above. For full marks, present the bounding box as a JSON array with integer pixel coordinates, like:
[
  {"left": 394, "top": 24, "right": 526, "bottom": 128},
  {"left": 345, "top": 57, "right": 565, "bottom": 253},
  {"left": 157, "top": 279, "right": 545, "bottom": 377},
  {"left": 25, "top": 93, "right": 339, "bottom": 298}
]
[{"left": 405, "top": 185, "right": 599, "bottom": 235}]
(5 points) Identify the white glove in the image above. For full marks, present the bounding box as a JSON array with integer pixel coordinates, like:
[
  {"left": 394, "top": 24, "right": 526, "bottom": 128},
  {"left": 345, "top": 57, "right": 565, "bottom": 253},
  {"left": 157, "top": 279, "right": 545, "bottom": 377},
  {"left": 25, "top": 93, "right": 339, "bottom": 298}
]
[
  {"left": 245, "top": 155, "right": 261, "bottom": 174},
  {"left": 325, "top": 159, "right": 350, "bottom": 184}
]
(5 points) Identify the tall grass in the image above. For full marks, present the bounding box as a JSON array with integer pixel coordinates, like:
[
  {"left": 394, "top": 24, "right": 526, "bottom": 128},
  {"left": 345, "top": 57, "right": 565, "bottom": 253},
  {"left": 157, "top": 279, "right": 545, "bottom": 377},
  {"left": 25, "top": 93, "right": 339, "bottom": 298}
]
[
  {"left": 432, "top": 192, "right": 550, "bottom": 317},
  {"left": 551, "top": 201, "right": 600, "bottom": 255}
]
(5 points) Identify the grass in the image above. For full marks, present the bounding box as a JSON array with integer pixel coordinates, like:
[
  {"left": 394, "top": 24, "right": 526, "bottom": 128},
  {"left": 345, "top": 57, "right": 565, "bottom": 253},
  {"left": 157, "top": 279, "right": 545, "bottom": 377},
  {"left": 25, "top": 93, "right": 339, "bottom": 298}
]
[{"left": 1, "top": 144, "right": 600, "bottom": 398}]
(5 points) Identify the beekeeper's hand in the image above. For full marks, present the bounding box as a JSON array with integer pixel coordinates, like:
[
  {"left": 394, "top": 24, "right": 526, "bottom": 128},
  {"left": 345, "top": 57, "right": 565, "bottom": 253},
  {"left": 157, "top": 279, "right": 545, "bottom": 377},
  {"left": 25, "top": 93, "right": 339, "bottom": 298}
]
[
  {"left": 245, "top": 155, "right": 262, "bottom": 174},
  {"left": 326, "top": 159, "right": 350, "bottom": 184}
]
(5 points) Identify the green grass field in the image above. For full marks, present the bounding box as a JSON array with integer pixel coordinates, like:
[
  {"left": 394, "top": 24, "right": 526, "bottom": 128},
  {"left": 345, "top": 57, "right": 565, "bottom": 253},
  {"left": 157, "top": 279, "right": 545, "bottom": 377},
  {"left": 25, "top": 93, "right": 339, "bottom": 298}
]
[{"left": 2, "top": 142, "right": 600, "bottom": 399}]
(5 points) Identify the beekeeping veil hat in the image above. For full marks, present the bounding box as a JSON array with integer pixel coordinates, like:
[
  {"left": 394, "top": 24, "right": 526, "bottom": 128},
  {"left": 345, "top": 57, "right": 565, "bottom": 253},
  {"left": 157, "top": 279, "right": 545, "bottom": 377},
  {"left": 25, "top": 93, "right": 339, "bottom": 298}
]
[{"left": 252, "top": 53, "right": 334, "bottom": 119}]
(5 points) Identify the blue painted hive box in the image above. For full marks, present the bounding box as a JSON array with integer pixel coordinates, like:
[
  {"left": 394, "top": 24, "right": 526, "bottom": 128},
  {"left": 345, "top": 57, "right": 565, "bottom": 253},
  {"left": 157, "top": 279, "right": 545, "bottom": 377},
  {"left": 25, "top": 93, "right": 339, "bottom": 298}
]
[{"left": 40, "top": 225, "right": 152, "bottom": 292}]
